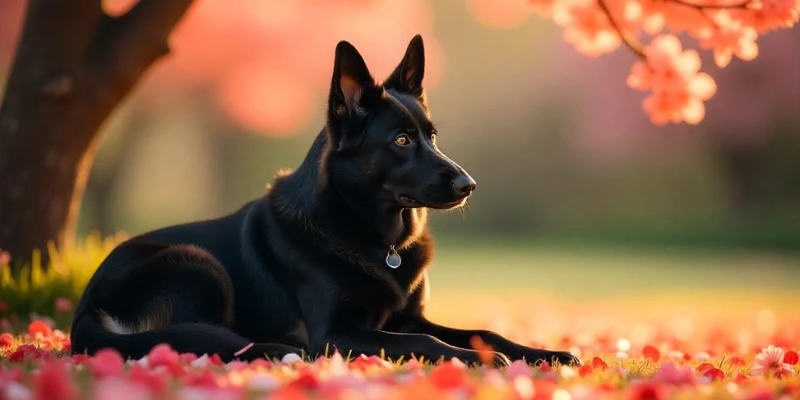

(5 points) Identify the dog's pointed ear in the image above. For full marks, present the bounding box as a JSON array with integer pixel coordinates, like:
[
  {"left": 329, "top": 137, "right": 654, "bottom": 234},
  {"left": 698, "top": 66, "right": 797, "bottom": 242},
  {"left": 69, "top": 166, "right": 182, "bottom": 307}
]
[
  {"left": 327, "top": 40, "right": 381, "bottom": 152},
  {"left": 384, "top": 34, "right": 425, "bottom": 97},
  {"left": 328, "top": 40, "right": 377, "bottom": 120}
]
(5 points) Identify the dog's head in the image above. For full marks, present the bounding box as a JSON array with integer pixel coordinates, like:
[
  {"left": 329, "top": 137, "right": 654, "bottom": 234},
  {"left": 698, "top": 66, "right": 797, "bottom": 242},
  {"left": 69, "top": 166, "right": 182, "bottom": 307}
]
[{"left": 324, "top": 35, "right": 476, "bottom": 211}]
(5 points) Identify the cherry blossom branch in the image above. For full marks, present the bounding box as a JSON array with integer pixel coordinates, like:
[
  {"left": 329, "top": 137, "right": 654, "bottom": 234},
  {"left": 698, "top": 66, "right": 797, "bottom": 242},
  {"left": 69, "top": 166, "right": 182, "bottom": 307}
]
[
  {"left": 664, "top": 0, "right": 753, "bottom": 9},
  {"left": 597, "top": 0, "right": 647, "bottom": 59}
]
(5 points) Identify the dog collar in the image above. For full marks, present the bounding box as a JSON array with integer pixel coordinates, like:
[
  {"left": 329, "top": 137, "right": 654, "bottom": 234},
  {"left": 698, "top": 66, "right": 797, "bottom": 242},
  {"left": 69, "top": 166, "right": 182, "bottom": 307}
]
[{"left": 385, "top": 245, "right": 401, "bottom": 269}]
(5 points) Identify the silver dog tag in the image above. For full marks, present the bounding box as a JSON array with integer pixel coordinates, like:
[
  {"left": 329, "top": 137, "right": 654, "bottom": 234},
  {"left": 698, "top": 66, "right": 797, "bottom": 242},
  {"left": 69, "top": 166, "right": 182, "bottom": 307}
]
[{"left": 386, "top": 245, "right": 402, "bottom": 269}]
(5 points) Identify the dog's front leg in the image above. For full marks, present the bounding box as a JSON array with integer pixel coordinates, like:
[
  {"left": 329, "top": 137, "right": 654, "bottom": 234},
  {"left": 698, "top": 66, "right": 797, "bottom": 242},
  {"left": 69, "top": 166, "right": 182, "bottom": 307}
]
[
  {"left": 391, "top": 317, "right": 582, "bottom": 367},
  {"left": 309, "top": 328, "right": 510, "bottom": 367}
]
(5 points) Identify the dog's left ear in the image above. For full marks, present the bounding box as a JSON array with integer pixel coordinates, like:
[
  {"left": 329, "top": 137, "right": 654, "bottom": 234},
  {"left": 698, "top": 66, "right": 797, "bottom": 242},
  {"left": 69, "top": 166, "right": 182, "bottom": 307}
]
[
  {"left": 328, "top": 40, "right": 378, "bottom": 120},
  {"left": 327, "top": 40, "right": 382, "bottom": 152},
  {"left": 383, "top": 34, "right": 425, "bottom": 98}
]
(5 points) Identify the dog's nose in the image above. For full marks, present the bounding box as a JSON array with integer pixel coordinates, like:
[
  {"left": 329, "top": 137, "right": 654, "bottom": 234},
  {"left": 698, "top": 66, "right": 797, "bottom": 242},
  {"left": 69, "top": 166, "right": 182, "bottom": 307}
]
[{"left": 451, "top": 175, "right": 477, "bottom": 195}]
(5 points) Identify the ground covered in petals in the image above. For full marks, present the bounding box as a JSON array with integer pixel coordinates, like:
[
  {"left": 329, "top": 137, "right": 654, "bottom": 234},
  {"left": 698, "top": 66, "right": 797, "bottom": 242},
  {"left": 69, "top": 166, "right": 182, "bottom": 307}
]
[
  {"left": 2, "top": 239, "right": 799, "bottom": 399},
  {"left": 2, "top": 294, "right": 800, "bottom": 400}
]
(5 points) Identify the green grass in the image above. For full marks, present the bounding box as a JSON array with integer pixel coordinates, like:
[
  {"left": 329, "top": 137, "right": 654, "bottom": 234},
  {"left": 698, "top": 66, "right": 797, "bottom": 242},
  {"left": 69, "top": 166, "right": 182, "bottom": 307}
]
[{"left": 429, "top": 234, "right": 800, "bottom": 296}]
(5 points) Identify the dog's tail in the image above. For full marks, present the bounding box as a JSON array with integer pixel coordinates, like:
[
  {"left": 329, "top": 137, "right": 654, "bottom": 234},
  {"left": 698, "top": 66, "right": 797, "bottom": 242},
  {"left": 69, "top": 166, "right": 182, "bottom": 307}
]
[{"left": 70, "top": 312, "right": 302, "bottom": 362}]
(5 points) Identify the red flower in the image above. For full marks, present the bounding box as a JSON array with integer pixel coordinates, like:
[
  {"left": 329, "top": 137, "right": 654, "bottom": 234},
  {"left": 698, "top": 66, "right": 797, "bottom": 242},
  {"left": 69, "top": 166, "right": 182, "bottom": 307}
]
[
  {"left": 0, "top": 301, "right": 8, "bottom": 312},
  {"left": 182, "top": 369, "right": 219, "bottom": 388},
  {"left": 71, "top": 354, "right": 92, "bottom": 364},
  {"left": 784, "top": 350, "right": 799, "bottom": 365},
  {"left": 539, "top": 361, "right": 551, "bottom": 372},
  {"left": 351, "top": 354, "right": 391, "bottom": 371},
  {"left": 91, "top": 348, "right": 125, "bottom": 377},
  {"left": 578, "top": 365, "right": 593, "bottom": 377},
  {"left": 33, "top": 360, "right": 78, "bottom": 400},
  {"left": 733, "top": 372, "right": 749, "bottom": 384},
  {"left": 642, "top": 345, "right": 660, "bottom": 362},
  {"left": 0, "top": 332, "right": 13, "bottom": 348},
  {"left": 697, "top": 363, "right": 714, "bottom": 373},
  {"left": 592, "top": 356, "right": 608, "bottom": 369},
  {"left": 728, "top": 356, "right": 746, "bottom": 366},
  {"left": 703, "top": 367, "right": 725, "bottom": 381},
  {"left": 9, "top": 344, "right": 43, "bottom": 362},
  {"left": 147, "top": 343, "right": 179, "bottom": 367},
  {"left": 430, "top": 361, "right": 470, "bottom": 390},
  {"left": 290, "top": 370, "right": 320, "bottom": 390},
  {"left": 28, "top": 320, "right": 53, "bottom": 337},
  {"left": 209, "top": 353, "right": 224, "bottom": 367},
  {"left": 627, "top": 380, "right": 668, "bottom": 400}
]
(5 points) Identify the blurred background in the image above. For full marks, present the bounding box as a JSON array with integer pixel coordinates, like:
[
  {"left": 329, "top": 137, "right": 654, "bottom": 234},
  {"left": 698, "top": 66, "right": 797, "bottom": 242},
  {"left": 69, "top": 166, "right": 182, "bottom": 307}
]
[{"left": 2, "top": 0, "right": 799, "bottom": 335}]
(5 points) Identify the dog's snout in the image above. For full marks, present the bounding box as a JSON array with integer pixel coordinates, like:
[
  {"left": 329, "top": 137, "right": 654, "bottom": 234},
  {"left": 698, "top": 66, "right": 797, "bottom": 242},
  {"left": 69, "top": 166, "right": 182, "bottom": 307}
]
[{"left": 451, "top": 175, "right": 477, "bottom": 195}]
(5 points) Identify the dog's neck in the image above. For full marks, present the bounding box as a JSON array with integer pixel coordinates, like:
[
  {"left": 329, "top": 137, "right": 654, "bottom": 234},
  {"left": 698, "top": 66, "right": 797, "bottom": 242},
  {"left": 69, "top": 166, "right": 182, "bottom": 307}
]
[{"left": 268, "top": 131, "right": 427, "bottom": 259}]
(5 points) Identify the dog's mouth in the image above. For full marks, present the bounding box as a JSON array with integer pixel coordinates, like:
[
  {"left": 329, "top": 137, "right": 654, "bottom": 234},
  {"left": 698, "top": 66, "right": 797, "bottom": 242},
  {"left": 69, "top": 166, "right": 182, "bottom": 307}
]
[{"left": 398, "top": 195, "right": 468, "bottom": 210}]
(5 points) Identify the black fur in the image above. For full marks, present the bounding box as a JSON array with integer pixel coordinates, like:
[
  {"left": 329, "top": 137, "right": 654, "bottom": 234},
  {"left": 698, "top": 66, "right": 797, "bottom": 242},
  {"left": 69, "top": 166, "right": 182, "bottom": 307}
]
[{"left": 70, "top": 35, "right": 581, "bottom": 368}]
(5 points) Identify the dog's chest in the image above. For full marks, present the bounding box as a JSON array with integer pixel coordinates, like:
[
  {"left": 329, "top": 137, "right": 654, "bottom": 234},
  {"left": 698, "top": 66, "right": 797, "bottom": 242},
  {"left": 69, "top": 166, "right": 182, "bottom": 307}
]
[{"left": 336, "top": 248, "right": 428, "bottom": 325}]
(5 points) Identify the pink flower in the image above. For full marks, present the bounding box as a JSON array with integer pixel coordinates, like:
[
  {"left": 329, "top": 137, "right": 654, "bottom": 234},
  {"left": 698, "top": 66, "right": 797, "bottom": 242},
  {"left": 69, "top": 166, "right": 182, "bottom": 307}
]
[
  {"left": 552, "top": 0, "right": 621, "bottom": 57},
  {"left": 128, "top": 363, "right": 168, "bottom": 394},
  {"left": 698, "top": 16, "right": 759, "bottom": 67},
  {"left": 147, "top": 343, "right": 180, "bottom": 367},
  {"left": 93, "top": 377, "right": 152, "bottom": 400},
  {"left": 734, "top": 0, "right": 800, "bottom": 32},
  {"left": 505, "top": 359, "right": 534, "bottom": 379},
  {"left": 91, "top": 348, "right": 125, "bottom": 377},
  {"left": 627, "top": 35, "right": 716, "bottom": 125},
  {"left": 54, "top": 298, "right": 73, "bottom": 313},
  {"left": 653, "top": 362, "right": 697, "bottom": 386},
  {"left": 751, "top": 345, "right": 793, "bottom": 377},
  {"left": 33, "top": 360, "right": 78, "bottom": 400}
]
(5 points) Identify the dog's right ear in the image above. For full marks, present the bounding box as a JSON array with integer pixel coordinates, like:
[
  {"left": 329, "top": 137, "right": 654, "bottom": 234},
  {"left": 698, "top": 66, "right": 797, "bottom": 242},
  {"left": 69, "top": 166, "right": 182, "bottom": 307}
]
[
  {"left": 327, "top": 41, "right": 380, "bottom": 151},
  {"left": 383, "top": 34, "right": 425, "bottom": 98}
]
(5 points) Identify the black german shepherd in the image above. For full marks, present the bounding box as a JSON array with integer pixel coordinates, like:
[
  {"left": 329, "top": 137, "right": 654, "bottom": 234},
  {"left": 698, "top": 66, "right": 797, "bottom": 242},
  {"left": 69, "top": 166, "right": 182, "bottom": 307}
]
[{"left": 70, "top": 35, "right": 581, "bottom": 368}]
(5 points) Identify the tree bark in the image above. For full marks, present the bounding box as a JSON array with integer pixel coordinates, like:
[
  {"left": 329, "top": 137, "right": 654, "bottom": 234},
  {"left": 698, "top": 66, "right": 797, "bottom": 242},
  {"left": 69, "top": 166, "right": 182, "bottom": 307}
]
[{"left": 0, "top": 0, "right": 195, "bottom": 268}]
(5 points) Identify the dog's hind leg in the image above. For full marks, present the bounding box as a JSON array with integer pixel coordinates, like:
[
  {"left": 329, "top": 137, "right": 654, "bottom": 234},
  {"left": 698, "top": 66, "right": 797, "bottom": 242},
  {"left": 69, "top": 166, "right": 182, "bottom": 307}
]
[{"left": 70, "top": 242, "right": 302, "bottom": 362}]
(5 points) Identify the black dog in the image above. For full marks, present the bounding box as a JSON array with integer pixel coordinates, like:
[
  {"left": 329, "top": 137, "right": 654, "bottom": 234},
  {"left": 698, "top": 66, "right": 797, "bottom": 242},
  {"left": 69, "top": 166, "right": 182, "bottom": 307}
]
[{"left": 70, "top": 35, "right": 581, "bottom": 368}]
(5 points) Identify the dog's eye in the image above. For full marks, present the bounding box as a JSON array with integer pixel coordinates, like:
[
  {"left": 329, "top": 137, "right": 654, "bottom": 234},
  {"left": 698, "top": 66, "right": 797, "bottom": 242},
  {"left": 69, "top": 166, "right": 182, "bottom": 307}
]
[
  {"left": 430, "top": 133, "right": 436, "bottom": 144},
  {"left": 394, "top": 134, "right": 411, "bottom": 146}
]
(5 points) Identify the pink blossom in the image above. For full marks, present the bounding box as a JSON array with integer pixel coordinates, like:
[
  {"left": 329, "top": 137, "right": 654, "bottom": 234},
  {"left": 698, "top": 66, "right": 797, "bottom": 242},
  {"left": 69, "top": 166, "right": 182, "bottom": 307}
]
[{"left": 751, "top": 345, "right": 793, "bottom": 377}]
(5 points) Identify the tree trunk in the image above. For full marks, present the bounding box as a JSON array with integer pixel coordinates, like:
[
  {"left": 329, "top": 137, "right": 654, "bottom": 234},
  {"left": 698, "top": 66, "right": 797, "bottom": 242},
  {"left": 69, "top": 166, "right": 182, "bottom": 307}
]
[{"left": 0, "top": 0, "right": 195, "bottom": 269}]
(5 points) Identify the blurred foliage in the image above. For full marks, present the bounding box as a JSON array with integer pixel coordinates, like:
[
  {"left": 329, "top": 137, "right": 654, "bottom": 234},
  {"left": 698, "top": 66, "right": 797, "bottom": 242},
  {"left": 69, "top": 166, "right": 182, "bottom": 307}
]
[
  {"left": 0, "top": 232, "right": 126, "bottom": 330},
  {"left": 1, "top": 2, "right": 798, "bottom": 253}
]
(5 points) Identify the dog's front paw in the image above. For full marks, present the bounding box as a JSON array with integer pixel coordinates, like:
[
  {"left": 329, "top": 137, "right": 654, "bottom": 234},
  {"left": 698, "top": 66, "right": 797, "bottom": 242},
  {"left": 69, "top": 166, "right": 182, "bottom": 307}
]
[
  {"left": 522, "top": 350, "right": 582, "bottom": 367},
  {"left": 455, "top": 350, "right": 511, "bottom": 368},
  {"left": 547, "top": 351, "right": 582, "bottom": 367},
  {"left": 490, "top": 351, "right": 512, "bottom": 368}
]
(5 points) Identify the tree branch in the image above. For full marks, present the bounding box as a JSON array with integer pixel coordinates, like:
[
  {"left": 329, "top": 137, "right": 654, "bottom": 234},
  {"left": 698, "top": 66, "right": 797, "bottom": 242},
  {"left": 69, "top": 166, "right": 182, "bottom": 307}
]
[
  {"left": 665, "top": 0, "right": 753, "bottom": 9},
  {"left": 597, "top": 0, "right": 647, "bottom": 59},
  {"left": 94, "top": 0, "right": 196, "bottom": 88}
]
